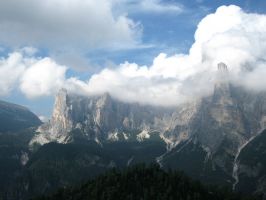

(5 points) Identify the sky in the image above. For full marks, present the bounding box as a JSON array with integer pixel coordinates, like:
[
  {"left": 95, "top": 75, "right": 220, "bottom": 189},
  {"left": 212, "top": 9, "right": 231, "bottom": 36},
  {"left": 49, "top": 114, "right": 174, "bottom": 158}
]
[{"left": 1, "top": 0, "right": 266, "bottom": 120}]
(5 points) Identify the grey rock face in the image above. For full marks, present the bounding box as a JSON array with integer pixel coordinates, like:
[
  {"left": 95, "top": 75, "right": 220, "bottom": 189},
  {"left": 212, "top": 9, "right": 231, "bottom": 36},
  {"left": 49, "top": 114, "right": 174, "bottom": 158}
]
[
  {"left": 32, "top": 63, "right": 266, "bottom": 156},
  {"left": 233, "top": 129, "right": 266, "bottom": 197},
  {"left": 31, "top": 89, "right": 173, "bottom": 146},
  {"left": 165, "top": 63, "right": 266, "bottom": 153},
  {"left": 160, "top": 63, "right": 266, "bottom": 188}
]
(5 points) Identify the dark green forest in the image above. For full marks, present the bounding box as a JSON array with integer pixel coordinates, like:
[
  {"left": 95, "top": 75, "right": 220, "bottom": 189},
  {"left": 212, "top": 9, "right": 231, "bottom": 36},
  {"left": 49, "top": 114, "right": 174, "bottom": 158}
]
[{"left": 35, "top": 164, "right": 261, "bottom": 200}]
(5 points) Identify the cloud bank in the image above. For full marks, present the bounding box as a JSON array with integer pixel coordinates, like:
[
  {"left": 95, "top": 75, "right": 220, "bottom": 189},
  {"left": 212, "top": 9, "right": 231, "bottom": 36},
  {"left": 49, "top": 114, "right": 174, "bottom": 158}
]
[
  {"left": 0, "top": 0, "right": 140, "bottom": 50},
  {"left": 2, "top": 5, "right": 266, "bottom": 107}
]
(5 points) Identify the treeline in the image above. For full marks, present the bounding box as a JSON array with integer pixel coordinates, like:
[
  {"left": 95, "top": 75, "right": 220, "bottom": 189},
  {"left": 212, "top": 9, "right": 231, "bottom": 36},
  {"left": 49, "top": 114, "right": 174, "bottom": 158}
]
[{"left": 35, "top": 164, "right": 262, "bottom": 200}]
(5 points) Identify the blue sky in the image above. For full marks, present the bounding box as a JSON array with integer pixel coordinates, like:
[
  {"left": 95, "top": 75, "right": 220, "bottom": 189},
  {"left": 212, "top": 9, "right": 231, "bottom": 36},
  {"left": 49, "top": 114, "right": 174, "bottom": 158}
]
[{"left": 1, "top": 0, "right": 266, "bottom": 119}]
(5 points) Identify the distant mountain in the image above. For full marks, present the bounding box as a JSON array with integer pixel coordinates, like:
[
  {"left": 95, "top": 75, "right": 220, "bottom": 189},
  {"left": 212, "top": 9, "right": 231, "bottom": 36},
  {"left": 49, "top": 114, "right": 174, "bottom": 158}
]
[
  {"left": 0, "top": 100, "right": 42, "bottom": 133},
  {"left": 30, "top": 88, "right": 173, "bottom": 146}
]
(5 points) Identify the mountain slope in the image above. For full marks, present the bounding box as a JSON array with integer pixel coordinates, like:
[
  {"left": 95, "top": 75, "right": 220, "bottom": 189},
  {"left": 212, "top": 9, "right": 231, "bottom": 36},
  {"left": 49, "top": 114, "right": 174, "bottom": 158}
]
[
  {"left": 235, "top": 129, "right": 266, "bottom": 198},
  {"left": 4, "top": 140, "right": 165, "bottom": 200},
  {"left": 35, "top": 164, "right": 259, "bottom": 200},
  {"left": 159, "top": 63, "right": 266, "bottom": 190},
  {"left": 0, "top": 100, "right": 42, "bottom": 133}
]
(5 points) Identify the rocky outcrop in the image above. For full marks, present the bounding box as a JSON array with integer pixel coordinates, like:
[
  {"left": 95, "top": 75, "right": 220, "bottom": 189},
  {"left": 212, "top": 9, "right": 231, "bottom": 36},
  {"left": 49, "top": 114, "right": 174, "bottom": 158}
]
[
  {"left": 160, "top": 63, "right": 266, "bottom": 188},
  {"left": 234, "top": 129, "right": 266, "bottom": 197},
  {"left": 30, "top": 89, "right": 173, "bottom": 146}
]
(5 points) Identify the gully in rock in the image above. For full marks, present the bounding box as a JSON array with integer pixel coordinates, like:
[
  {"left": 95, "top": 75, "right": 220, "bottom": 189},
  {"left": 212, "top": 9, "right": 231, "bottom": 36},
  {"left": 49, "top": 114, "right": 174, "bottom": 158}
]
[{"left": 232, "top": 134, "right": 260, "bottom": 190}]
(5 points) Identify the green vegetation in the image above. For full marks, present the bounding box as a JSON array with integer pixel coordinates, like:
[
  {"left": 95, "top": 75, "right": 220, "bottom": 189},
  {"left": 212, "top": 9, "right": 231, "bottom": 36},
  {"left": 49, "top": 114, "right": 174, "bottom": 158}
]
[
  {"left": 35, "top": 164, "right": 261, "bottom": 200},
  {"left": 236, "top": 130, "right": 266, "bottom": 194}
]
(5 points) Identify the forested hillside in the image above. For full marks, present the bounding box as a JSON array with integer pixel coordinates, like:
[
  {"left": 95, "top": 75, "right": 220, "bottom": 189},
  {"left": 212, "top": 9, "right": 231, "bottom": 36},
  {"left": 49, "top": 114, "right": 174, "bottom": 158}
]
[{"left": 35, "top": 164, "right": 262, "bottom": 200}]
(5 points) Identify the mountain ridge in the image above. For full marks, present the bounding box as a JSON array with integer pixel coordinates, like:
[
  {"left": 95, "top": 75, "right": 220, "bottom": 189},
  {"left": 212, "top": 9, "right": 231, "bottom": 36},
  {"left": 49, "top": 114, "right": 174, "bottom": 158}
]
[
  {"left": 25, "top": 63, "right": 266, "bottom": 198},
  {"left": 0, "top": 100, "right": 42, "bottom": 133}
]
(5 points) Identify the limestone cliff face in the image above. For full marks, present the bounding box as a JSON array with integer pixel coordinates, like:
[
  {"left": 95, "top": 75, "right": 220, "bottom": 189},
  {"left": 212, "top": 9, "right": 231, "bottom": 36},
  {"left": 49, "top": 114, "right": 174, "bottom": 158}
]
[
  {"left": 30, "top": 90, "right": 173, "bottom": 146},
  {"left": 160, "top": 63, "right": 266, "bottom": 188},
  {"left": 163, "top": 63, "right": 266, "bottom": 153},
  {"left": 50, "top": 88, "right": 73, "bottom": 138},
  {"left": 30, "top": 89, "right": 73, "bottom": 145}
]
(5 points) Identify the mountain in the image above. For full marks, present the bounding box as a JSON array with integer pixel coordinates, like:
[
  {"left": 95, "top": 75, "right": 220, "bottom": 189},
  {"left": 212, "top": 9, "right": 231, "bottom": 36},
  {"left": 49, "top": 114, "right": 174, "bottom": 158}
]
[
  {"left": 16, "top": 140, "right": 166, "bottom": 199},
  {"left": 27, "top": 63, "right": 266, "bottom": 198},
  {"left": 0, "top": 100, "right": 42, "bottom": 133},
  {"left": 234, "top": 129, "right": 266, "bottom": 195},
  {"left": 2, "top": 63, "right": 266, "bottom": 199},
  {"left": 0, "top": 100, "right": 41, "bottom": 200},
  {"left": 35, "top": 164, "right": 259, "bottom": 200},
  {"left": 160, "top": 63, "right": 266, "bottom": 192},
  {"left": 30, "top": 89, "right": 173, "bottom": 146}
]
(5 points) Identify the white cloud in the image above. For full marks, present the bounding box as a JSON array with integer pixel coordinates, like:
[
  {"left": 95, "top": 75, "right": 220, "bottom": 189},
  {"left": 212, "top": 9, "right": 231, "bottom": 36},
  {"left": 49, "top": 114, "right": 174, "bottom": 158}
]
[
  {"left": 20, "top": 58, "right": 67, "bottom": 98},
  {"left": 2, "top": 5, "right": 266, "bottom": 107},
  {"left": 79, "top": 5, "right": 266, "bottom": 106},
  {"left": 39, "top": 115, "right": 48, "bottom": 123},
  {"left": 0, "top": 0, "right": 182, "bottom": 72},
  {"left": 0, "top": 51, "right": 67, "bottom": 98},
  {"left": 0, "top": 52, "right": 25, "bottom": 95},
  {"left": 0, "top": 0, "right": 140, "bottom": 50}
]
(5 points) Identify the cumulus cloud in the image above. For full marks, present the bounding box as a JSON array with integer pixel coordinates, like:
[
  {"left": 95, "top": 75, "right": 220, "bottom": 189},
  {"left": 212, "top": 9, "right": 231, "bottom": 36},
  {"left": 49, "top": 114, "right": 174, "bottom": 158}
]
[
  {"left": 79, "top": 5, "right": 266, "bottom": 106},
  {"left": 2, "top": 5, "right": 266, "bottom": 107},
  {"left": 0, "top": 50, "right": 66, "bottom": 98},
  {"left": 0, "top": 52, "right": 25, "bottom": 95},
  {"left": 20, "top": 58, "right": 67, "bottom": 98},
  {"left": 0, "top": 0, "right": 140, "bottom": 50}
]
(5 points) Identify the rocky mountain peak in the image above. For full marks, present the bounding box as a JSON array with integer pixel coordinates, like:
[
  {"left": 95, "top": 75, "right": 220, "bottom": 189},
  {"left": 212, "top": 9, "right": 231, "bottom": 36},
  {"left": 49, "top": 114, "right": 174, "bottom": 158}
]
[
  {"left": 216, "top": 62, "right": 229, "bottom": 81},
  {"left": 215, "top": 62, "right": 230, "bottom": 93},
  {"left": 52, "top": 88, "right": 68, "bottom": 119},
  {"left": 96, "top": 92, "right": 112, "bottom": 108},
  {"left": 31, "top": 89, "right": 173, "bottom": 146},
  {"left": 217, "top": 62, "right": 228, "bottom": 72}
]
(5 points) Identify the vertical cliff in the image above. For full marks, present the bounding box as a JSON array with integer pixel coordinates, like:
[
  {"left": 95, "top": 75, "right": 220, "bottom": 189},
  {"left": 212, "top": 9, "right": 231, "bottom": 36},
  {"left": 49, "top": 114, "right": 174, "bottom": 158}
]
[
  {"left": 160, "top": 63, "right": 266, "bottom": 187},
  {"left": 30, "top": 90, "right": 173, "bottom": 146}
]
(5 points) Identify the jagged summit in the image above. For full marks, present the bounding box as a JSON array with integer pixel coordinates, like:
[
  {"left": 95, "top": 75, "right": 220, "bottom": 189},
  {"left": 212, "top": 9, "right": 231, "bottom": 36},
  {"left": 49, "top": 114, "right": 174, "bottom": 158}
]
[
  {"left": 217, "top": 62, "right": 228, "bottom": 72},
  {"left": 30, "top": 89, "right": 173, "bottom": 146},
  {"left": 216, "top": 62, "right": 229, "bottom": 85},
  {"left": 58, "top": 88, "right": 67, "bottom": 94}
]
